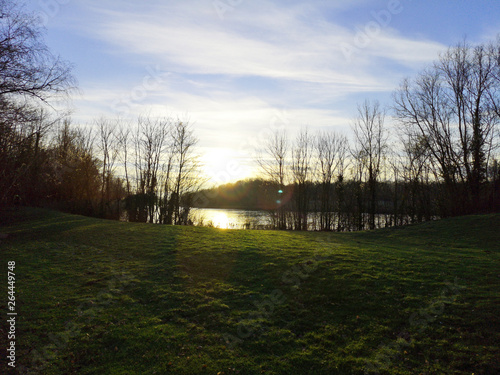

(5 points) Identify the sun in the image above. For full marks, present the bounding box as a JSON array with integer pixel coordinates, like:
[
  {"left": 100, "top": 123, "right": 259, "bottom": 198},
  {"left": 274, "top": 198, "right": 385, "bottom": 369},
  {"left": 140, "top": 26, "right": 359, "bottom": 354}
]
[{"left": 202, "top": 148, "right": 253, "bottom": 186}]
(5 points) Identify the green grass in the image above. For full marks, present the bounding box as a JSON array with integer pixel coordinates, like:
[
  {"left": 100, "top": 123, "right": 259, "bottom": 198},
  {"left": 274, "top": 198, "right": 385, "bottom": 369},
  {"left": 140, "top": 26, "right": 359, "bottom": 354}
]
[{"left": 1, "top": 208, "right": 499, "bottom": 374}]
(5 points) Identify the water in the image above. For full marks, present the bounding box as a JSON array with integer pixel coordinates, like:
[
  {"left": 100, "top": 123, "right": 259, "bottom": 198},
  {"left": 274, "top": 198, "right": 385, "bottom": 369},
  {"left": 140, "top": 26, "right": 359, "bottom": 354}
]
[
  {"left": 190, "top": 208, "right": 272, "bottom": 229},
  {"left": 190, "top": 208, "right": 407, "bottom": 231},
  {"left": 122, "top": 206, "right": 425, "bottom": 230}
]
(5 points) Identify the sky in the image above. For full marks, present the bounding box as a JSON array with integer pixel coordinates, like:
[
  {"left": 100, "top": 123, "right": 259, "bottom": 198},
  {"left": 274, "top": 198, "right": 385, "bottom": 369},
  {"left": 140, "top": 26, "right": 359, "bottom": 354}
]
[{"left": 25, "top": 0, "right": 500, "bottom": 185}]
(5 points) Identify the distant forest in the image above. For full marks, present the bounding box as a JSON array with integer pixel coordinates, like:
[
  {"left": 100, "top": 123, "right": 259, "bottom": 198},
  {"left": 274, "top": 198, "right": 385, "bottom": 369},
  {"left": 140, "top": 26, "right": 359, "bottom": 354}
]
[{"left": 1, "top": 2, "right": 499, "bottom": 231}]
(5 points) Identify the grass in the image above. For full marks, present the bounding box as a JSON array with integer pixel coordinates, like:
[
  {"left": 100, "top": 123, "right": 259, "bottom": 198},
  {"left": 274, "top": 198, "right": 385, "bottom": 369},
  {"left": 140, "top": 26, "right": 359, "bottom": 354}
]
[{"left": 0, "top": 208, "right": 499, "bottom": 374}]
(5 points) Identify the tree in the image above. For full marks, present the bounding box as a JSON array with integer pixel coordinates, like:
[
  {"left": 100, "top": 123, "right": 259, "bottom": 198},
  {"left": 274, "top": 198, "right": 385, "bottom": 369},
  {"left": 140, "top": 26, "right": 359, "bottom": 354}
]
[
  {"left": 316, "top": 131, "right": 348, "bottom": 231},
  {"left": 393, "top": 39, "right": 500, "bottom": 215},
  {"left": 291, "top": 128, "right": 313, "bottom": 230},
  {"left": 130, "top": 116, "right": 169, "bottom": 223},
  {"left": 117, "top": 125, "right": 132, "bottom": 196},
  {"left": 96, "top": 118, "right": 121, "bottom": 217},
  {"left": 257, "top": 130, "right": 289, "bottom": 229},
  {"left": 0, "top": 0, "right": 74, "bottom": 104},
  {"left": 50, "top": 120, "right": 101, "bottom": 215},
  {"left": 395, "top": 133, "right": 433, "bottom": 223},
  {"left": 0, "top": 0, "right": 74, "bottom": 206},
  {"left": 171, "top": 120, "right": 201, "bottom": 225},
  {"left": 352, "top": 100, "right": 387, "bottom": 230},
  {"left": 0, "top": 106, "right": 54, "bottom": 205},
  {"left": 438, "top": 41, "right": 498, "bottom": 211},
  {"left": 123, "top": 117, "right": 202, "bottom": 225}
]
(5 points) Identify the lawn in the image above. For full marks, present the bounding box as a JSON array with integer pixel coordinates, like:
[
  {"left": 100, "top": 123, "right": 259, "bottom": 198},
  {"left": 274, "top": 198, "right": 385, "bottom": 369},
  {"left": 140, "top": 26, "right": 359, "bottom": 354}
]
[{"left": 0, "top": 208, "right": 499, "bottom": 374}]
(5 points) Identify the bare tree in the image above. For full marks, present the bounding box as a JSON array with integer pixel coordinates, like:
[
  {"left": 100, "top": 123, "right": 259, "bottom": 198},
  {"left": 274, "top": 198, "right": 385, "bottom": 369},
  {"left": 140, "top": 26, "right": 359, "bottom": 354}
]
[
  {"left": 171, "top": 120, "right": 201, "bottom": 225},
  {"left": 50, "top": 120, "right": 101, "bottom": 215},
  {"left": 117, "top": 125, "right": 132, "bottom": 196},
  {"left": 131, "top": 116, "right": 169, "bottom": 222},
  {"left": 394, "top": 131, "right": 433, "bottom": 223},
  {"left": 96, "top": 118, "right": 121, "bottom": 217},
  {"left": 316, "top": 131, "right": 348, "bottom": 231},
  {"left": 352, "top": 100, "right": 387, "bottom": 230},
  {"left": 0, "top": 1, "right": 74, "bottom": 103},
  {"left": 439, "top": 41, "right": 499, "bottom": 210},
  {"left": 257, "top": 130, "right": 289, "bottom": 229},
  {"left": 0, "top": 1, "right": 74, "bottom": 206},
  {"left": 157, "top": 138, "right": 176, "bottom": 224},
  {"left": 291, "top": 128, "right": 313, "bottom": 230},
  {"left": 394, "top": 39, "right": 500, "bottom": 215},
  {"left": 0, "top": 107, "right": 60, "bottom": 205}
]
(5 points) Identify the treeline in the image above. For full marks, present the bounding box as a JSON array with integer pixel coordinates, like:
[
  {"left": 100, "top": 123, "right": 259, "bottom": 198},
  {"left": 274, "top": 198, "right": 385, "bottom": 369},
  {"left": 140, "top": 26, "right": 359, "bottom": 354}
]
[
  {"left": 192, "top": 179, "right": 276, "bottom": 210},
  {"left": 0, "top": 2, "right": 202, "bottom": 222},
  {"left": 1, "top": 114, "right": 201, "bottom": 223},
  {"left": 193, "top": 39, "right": 500, "bottom": 231}
]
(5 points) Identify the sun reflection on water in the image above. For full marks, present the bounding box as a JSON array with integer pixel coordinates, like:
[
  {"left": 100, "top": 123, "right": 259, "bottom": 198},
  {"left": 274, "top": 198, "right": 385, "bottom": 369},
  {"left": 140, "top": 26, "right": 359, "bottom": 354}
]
[{"left": 212, "top": 212, "right": 230, "bottom": 229}]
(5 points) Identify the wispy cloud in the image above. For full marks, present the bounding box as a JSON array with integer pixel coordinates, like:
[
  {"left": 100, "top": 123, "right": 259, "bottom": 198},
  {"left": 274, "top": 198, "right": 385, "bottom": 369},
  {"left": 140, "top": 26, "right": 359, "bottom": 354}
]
[{"left": 80, "top": 1, "right": 444, "bottom": 87}]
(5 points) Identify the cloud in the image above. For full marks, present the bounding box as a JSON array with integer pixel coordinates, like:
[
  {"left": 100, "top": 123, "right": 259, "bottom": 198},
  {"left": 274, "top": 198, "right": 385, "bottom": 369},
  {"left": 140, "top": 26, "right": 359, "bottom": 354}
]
[
  {"left": 79, "top": 1, "right": 444, "bottom": 88},
  {"left": 68, "top": 1, "right": 448, "bottom": 139}
]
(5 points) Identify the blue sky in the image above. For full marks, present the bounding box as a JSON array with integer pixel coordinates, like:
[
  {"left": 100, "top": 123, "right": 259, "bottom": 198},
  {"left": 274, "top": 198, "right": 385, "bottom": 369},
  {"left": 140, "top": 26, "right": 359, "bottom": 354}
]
[{"left": 26, "top": 0, "right": 500, "bottom": 183}]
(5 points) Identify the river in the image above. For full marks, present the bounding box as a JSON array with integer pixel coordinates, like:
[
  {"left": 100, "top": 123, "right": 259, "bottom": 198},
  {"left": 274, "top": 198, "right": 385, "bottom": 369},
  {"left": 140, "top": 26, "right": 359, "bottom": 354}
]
[
  {"left": 189, "top": 208, "right": 398, "bottom": 230},
  {"left": 190, "top": 208, "right": 272, "bottom": 229}
]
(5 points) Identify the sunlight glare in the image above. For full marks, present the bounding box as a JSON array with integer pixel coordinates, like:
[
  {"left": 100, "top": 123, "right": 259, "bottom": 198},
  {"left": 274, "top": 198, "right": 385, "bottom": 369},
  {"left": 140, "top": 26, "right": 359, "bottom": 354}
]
[
  {"left": 203, "top": 148, "right": 252, "bottom": 185},
  {"left": 212, "top": 212, "right": 230, "bottom": 229}
]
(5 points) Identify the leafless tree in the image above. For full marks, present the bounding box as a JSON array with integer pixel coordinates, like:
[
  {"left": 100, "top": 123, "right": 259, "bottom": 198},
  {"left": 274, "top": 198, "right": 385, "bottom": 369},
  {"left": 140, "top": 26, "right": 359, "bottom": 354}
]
[
  {"left": 0, "top": 1, "right": 74, "bottom": 103},
  {"left": 132, "top": 116, "right": 169, "bottom": 222},
  {"left": 291, "top": 128, "right": 313, "bottom": 230},
  {"left": 394, "top": 39, "right": 500, "bottom": 215},
  {"left": 157, "top": 137, "right": 176, "bottom": 224},
  {"left": 0, "top": 106, "right": 59, "bottom": 204},
  {"left": 0, "top": 1, "right": 74, "bottom": 206},
  {"left": 352, "top": 100, "right": 387, "bottom": 230},
  {"left": 50, "top": 120, "right": 101, "bottom": 214},
  {"left": 316, "top": 131, "right": 348, "bottom": 231},
  {"left": 394, "top": 131, "right": 433, "bottom": 223},
  {"left": 96, "top": 118, "right": 121, "bottom": 217},
  {"left": 117, "top": 125, "right": 132, "bottom": 196},
  {"left": 171, "top": 120, "right": 201, "bottom": 225},
  {"left": 257, "top": 130, "right": 289, "bottom": 229}
]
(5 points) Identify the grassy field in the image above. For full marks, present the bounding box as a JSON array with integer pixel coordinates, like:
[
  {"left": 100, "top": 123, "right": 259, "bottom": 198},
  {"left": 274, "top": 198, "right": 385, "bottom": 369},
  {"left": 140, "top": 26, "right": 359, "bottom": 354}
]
[{"left": 0, "top": 208, "right": 499, "bottom": 374}]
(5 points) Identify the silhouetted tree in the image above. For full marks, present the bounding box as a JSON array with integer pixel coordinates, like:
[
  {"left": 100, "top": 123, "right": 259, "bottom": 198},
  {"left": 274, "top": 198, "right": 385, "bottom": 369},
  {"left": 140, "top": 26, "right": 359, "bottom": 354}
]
[
  {"left": 352, "top": 100, "right": 387, "bottom": 230},
  {"left": 394, "top": 40, "right": 499, "bottom": 215},
  {"left": 291, "top": 128, "right": 313, "bottom": 230},
  {"left": 257, "top": 130, "right": 289, "bottom": 229},
  {"left": 0, "top": 0, "right": 74, "bottom": 206}
]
